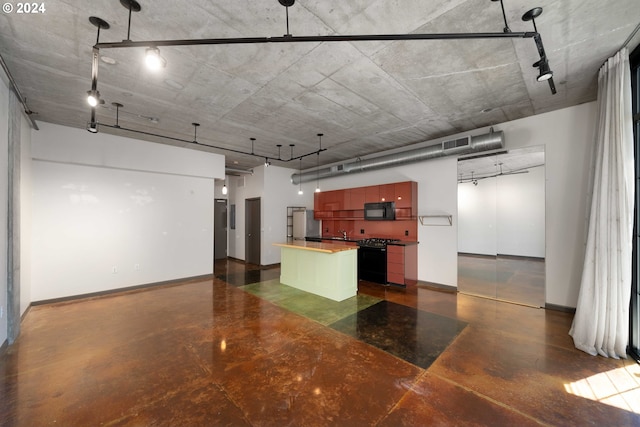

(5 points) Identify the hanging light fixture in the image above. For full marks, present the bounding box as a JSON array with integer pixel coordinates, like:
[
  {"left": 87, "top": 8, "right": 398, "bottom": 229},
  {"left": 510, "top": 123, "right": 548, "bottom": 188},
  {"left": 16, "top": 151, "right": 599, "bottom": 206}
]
[
  {"left": 86, "top": 89, "right": 102, "bottom": 106},
  {"left": 522, "top": 7, "right": 556, "bottom": 93},
  {"left": 86, "top": 121, "right": 99, "bottom": 133},
  {"left": 290, "top": 144, "right": 303, "bottom": 195},
  {"left": 298, "top": 157, "right": 304, "bottom": 195},
  {"left": 145, "top": 47, "right": 166, "bottom": 71},
  {"left": 222, "top": 176, "right": 228, "bottom": 195},
  {"left": 535, "top": 59, "right": 553, "bottom": 81},
  {"left": 315, "top": 133, "right": 323, "bottom": 193}
]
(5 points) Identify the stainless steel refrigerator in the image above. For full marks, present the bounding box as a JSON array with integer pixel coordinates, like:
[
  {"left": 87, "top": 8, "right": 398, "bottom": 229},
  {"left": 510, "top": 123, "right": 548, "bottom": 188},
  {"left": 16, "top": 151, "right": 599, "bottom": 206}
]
[{"left": 292, "top": 209, "right": 320, "bottom": 240}]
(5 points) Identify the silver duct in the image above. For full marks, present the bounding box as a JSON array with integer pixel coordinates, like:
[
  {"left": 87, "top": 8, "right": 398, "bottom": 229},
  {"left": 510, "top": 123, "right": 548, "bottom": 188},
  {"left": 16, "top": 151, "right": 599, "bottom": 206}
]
[
  {"left": 291, "top": 129, "right": 504, "bottom": 185},
  {"left": 225, "top": 167, "right": 254, "bottom": 175}
]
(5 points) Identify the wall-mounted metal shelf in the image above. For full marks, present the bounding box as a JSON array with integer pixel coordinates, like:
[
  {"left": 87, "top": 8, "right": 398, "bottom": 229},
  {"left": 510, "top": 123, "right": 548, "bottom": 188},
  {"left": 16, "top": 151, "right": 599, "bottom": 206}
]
[{"left": 418, "top": 214, "right": 453, "bottom": 226}]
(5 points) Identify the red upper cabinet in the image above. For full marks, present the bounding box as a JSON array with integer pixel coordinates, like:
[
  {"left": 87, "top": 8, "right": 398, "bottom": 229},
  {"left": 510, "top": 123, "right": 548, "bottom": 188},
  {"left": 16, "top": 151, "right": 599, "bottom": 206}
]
[
  {"left": 364, "top": 185, "right": 380, "bottom": 203},
  {"left": 347, "top": 187, "right": 365, "bottom": 210},
  {"left": 315, "top": 181, "right": 417, "bottom": 221},
  {"left": 394, "top": 181, "right": 417, "bottom": 209},
  {"left": 314, "top": 192, "right": 332, "bottom": 219},
  {"left": 379, "top": 184, "right": 395, "bottom": 203}
]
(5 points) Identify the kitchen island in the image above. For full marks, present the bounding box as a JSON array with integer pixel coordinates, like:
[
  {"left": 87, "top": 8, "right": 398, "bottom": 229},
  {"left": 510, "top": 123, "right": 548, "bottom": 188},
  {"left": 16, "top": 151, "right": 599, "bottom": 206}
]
[{"left": 273, "top": 240, "right": 358, "bottom": 301}]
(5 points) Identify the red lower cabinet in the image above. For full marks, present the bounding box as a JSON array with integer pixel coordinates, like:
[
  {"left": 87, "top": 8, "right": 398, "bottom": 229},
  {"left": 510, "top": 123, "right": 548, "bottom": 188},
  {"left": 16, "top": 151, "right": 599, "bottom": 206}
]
[{"left": 386, "top": 244, "right": 418, "bottom": 286}]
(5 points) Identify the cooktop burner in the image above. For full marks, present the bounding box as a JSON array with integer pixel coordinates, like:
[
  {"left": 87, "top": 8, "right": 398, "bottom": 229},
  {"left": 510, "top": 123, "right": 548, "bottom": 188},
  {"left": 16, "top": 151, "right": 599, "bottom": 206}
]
[{"left": 357, "top": 238, "right": 400, "bottom": 248}]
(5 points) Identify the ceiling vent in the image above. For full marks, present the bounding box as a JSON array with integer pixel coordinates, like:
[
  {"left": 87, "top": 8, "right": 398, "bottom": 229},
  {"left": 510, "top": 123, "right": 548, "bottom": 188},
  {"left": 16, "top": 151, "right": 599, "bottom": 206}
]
[{"left": 442, "top": 136, "right": 471, "bottom": 151}]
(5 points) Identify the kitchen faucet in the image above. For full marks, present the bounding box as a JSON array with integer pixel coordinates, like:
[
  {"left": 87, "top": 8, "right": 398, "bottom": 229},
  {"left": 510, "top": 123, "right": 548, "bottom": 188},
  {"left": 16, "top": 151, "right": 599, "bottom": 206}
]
[{"left": 338, "top": 230, "right": 348, "bottom": 240}]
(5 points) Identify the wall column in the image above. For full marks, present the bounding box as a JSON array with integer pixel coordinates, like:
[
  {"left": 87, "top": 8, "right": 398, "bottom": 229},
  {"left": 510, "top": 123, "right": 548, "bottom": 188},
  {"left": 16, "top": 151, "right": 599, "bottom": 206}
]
[{"left": 7, "top": 91, "right": 20, "bottom": 344}]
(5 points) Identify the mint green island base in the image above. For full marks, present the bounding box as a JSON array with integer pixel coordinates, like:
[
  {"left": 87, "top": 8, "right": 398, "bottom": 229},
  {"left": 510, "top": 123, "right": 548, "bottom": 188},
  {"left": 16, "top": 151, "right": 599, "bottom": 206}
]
[{"left": 274, "top": 241, "right": 358, "bottom": 302}]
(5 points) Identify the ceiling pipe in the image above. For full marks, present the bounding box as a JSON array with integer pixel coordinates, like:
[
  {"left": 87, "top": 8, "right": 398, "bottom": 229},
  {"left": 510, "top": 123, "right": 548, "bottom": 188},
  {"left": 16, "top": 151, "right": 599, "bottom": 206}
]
[
  {"left": 0, "top": 53, "right": 39, "bottom": 130},
  {"left": 226, "top": 167, "right": 254, "bottom": 175},
  {"left": 291, "top": 129, "right": 505, "bottom": 185}
]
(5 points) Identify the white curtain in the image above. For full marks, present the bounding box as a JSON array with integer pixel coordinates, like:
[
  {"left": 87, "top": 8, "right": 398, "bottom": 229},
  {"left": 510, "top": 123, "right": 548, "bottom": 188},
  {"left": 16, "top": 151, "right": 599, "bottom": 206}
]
[{"left": 569, "top": 48, "right": 634, "bottom": 359}]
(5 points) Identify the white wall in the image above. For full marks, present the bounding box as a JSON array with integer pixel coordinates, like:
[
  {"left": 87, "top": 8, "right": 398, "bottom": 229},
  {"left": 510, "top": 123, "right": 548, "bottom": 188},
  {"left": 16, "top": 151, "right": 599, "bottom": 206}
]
[
  {"left": 288, "top": 102, "right": 596, "bottom": 307},
  {"left": 459, "top": 164, "right": 545, "bottom": 258},
  {"left": 228, "top": 164, "right": 313, "bottom": 264},
  {"left": 19, "top": 102, "right": 32, "bottom": 314},
  {"left": 500, "top": 103, "right": 596, "bottom": 307},
  {"left": 30, "top": 123, "right": 224, "bottom": 301},
  {"left": 496, "top": 166, "right": 545, "bottom": 258},
  {"left": 458, "top": 178, "right": 497, "bottom": 255},
  {"left": 263, "top": 165, "right": 314, "bottom": 265}
]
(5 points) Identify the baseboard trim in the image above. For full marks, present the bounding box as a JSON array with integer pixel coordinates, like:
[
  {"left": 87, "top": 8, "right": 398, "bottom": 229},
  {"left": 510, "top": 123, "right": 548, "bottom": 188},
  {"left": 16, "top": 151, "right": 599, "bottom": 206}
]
[
  {"left": 31, "top": 274, "right": 214, "bottom": 307},
  {"left": 416, "top": 281, "right": 457, "bottom": 294},
  {"left": 21, "top": 304, "right": 32, "bottom": 322},
  {"left": 545, "top": 303, "right": 576, "bottom": 313}
]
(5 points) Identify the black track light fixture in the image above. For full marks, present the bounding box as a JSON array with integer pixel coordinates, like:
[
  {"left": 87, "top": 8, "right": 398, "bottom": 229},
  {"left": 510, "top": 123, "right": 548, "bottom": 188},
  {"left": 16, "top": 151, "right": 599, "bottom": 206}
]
[
  {"left": 534, "top": 59, "right": 553, "bottom": 82},
  {"left": 86, "top": 89, "right": 103, "bottom": 107},
  {"left": 522, "top": 7, "right": 556, "bottom": 94},
  {"left": 87, "top": 121, "right": 99, "bottom": 133}
]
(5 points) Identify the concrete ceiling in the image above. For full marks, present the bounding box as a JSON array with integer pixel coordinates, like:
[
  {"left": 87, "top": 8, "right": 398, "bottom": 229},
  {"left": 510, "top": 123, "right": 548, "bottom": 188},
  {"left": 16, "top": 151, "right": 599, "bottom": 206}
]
[{"left": 1, "top": 0, "right": 639, "bottom": 172}]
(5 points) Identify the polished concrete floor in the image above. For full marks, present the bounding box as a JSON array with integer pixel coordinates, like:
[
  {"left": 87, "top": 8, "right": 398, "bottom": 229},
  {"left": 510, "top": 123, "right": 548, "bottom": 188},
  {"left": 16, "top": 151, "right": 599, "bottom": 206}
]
[{"left": 1, "top": 258, "right": 639, "bottom": 426}]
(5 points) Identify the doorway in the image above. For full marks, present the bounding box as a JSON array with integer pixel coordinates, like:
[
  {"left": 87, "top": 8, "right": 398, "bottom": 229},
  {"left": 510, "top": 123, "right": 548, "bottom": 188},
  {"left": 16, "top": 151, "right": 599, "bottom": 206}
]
[
  {"left": 214, "top": 199, "right": 227, "bottom": 260},
  {"left": 457, "top": 146, "right": 546, "bottom": 307},
  {"left": 245, "top": 197, "right": 261, "bottom": 265}
]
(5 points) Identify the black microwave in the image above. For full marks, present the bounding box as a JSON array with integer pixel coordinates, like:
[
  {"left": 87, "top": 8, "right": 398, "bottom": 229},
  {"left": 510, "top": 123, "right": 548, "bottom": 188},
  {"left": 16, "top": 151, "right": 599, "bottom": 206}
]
[{"left": 364, "top": 201, "right": 396, "bottom": 220}]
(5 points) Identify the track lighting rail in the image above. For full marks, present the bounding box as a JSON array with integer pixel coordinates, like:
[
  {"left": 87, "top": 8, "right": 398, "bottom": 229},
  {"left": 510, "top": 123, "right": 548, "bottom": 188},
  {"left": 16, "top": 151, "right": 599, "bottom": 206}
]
[{"left": 98, "top": 122, "right": 326, "bottom": 162}]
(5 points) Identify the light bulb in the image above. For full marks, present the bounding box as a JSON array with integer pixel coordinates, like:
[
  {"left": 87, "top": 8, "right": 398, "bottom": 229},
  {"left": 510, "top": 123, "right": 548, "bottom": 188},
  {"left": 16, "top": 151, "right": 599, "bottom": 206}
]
[
  {"left": 315, "top": 187, "right": 321, "bottom": 193},
  {"left": 298, "top": 189, "right": 303, "bottom": 195},
  {"left": 87, "top": 90, "right": 99, "bottom": 106},
  {"left": 222, "top": 184, "right": 228, "bottom": 195},
  {"left": 145, "top": 47, "right": 166, "bottom": 71}
]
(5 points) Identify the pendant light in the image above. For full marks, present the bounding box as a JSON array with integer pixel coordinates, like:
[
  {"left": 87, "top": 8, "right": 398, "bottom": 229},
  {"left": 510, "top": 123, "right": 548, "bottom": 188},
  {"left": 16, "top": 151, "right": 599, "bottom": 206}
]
[
  {"left": 315, "top": 133, "right": 323, "bottom": 193},
  {"left": 290, "top": 144, "right": 303, "bottom": 195},
  {"left": 222, "top": 176, "right": 228, "bottom": 195},
  {"left": 298, "top": 156, "right": 304, "bottom": 195}
]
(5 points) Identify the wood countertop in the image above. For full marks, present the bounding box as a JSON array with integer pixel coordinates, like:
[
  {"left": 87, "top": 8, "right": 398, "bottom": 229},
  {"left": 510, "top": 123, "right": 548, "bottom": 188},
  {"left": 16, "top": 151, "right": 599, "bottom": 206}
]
[{"left": 273, "top": 241, "right": 358, "bottom": 254}]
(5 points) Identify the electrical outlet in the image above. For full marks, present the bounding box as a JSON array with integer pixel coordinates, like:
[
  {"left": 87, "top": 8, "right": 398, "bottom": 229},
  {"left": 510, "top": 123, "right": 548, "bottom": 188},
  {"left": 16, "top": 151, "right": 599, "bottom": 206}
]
[
  {"left": 405, "top": 230, "right": 409, "bottom": 236},
  {"left": 112, "top": 266, "right": 118, "bottom": 274},
  {"left": 134, "top": 264, "right": 140, "bottom": 271},
  {"left": 360, "top": 229, "right": 365, "bottom": 234},
  {"left": 0, "top": 306, "right": 3, "bottom": 319}
]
